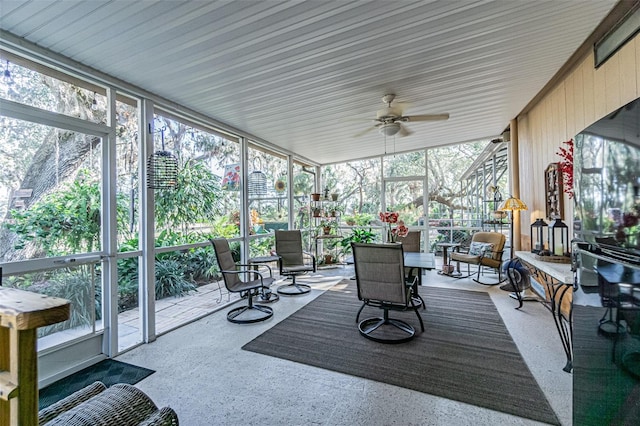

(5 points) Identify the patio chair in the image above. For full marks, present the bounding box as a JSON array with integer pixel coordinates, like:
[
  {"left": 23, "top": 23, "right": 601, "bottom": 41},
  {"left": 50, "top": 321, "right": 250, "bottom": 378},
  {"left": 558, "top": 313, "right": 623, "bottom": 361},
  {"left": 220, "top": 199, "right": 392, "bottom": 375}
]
[
  {"left": 351, "top": 242, "right": 424, "bottom": 343},
  {"left": 211, "top": 238, "right": 274, "bottom": 323},
  {"left": 274, "top": 230, "right": 316, "bottom": 295},
  {"left": 396, "top": 231, "right": 425, "bottom": 308},
  {"left": 450, "top": 231, "right": 506, "bottom": 285}
]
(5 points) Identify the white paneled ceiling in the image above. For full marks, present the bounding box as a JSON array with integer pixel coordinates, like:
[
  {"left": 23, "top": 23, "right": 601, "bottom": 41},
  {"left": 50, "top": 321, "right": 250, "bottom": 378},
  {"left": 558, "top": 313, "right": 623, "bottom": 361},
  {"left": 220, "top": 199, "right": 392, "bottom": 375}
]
[{"left": 0, "top": 1, "right": 617, "bottom": 164}]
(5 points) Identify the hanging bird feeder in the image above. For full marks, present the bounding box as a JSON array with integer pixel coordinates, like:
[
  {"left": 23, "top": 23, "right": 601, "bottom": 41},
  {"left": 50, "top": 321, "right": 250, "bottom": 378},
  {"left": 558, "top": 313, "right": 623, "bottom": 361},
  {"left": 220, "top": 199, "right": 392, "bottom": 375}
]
[
  {"left": 248, "top": 159, "right": 267, "bottom": 197},
  {"left": 248, "top": 171, "right": 267, "bottom": 197},
  {"left": 147, "top": 128, "right": 178, "bottom": 189}
]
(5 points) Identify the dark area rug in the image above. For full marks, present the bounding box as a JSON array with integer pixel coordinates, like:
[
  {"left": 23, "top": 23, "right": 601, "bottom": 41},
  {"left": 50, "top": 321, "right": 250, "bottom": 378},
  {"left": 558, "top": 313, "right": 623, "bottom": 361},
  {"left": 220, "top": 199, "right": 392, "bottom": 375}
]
[
  {"left": 243, "top": 280, "right": 559, "bottom": 425},
  {"left": 573, "top": 305, "right": 640, "bottom": 425},
  {"left": 39, "top": 359, "right": 154, "bottom": 410}
]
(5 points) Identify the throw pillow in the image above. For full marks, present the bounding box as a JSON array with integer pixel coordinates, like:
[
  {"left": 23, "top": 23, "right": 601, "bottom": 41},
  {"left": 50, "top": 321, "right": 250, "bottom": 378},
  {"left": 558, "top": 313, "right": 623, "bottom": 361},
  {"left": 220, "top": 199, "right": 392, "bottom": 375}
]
[{"left": 468, "top": 242, "right": 494, "bottom": 257}]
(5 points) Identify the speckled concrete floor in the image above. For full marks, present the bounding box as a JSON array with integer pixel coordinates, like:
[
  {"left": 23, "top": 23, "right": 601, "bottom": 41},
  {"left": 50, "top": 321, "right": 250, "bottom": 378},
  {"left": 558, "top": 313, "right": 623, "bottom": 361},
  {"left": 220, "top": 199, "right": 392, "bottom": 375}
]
[{"left": 117, "top": 266, "right": 571, "bottom": 425}]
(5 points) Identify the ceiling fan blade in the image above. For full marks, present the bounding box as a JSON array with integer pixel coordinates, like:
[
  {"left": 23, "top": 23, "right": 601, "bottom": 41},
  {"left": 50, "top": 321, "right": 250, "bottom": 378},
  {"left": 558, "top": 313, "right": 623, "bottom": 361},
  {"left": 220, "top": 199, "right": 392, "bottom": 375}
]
[
  {"left": 352, "top": 125, "right": 377, "bottom": 138},
  {"left": 404, "top": 113, "right": 450, "bottom": 122},
  {"left": 398, "top": 124, "right": 412, "bottom": 137}
]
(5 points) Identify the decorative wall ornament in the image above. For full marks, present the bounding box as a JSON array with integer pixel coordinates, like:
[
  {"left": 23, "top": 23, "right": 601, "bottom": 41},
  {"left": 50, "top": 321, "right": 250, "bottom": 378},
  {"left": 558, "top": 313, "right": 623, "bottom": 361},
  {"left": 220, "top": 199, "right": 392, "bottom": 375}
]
[
  {"left": 545, "top": 162, "right": 563, "bottom": 219},
  {"left": 555, "top": 139, "right": 574, "bottom": 198}
]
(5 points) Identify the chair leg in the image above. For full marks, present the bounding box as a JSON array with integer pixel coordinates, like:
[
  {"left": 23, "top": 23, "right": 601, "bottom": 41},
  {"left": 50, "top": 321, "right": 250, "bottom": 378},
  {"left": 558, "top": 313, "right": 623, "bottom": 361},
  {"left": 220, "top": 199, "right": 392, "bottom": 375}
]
[
  {"left": 277, "top": 275, "right": 311, "bottom": 296},
  {"left": 411, "top": 299, "right": 425, "bottom": 332}
]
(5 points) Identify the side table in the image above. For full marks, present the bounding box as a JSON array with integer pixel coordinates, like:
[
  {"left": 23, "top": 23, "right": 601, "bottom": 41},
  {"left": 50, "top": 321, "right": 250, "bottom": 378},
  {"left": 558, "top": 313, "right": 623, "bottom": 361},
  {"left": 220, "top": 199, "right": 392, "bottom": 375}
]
[
  {"left": 437, "top": 242, "right": 461, "bottom": 276},
  {"left": 248, "top": 255, "right": 281, "bottom": 303}
]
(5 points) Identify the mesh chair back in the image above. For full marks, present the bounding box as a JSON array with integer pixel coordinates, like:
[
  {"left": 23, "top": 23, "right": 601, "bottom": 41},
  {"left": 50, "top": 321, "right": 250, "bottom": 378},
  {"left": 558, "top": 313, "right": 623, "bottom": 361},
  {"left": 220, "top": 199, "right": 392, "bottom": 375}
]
[
  {"left": 352, "top": 243, "right": 407, "bottom": 304},
  {"left": 211, "top": 238, "right": 241, "bottom": 287},
  {"left": 396, "top": 231, "right": 420, "bottom": 252},
  {"left": 275, "top": 230, "right": 305, "bottom": 266}
]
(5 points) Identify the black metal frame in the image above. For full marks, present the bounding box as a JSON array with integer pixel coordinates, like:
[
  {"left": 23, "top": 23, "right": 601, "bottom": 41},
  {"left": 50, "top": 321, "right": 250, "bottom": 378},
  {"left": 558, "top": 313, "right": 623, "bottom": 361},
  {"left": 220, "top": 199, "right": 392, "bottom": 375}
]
[
  {"left": 211, "top": 239, "right": 274, "bottom": 324},
  {"left": 355, "top": 278, "right": 424, "bottom": 344}
]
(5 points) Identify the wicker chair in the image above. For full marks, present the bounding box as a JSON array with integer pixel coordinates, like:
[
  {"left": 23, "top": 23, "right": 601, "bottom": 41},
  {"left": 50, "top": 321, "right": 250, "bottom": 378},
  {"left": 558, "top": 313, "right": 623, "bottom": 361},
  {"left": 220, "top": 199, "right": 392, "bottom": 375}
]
[
  {"left": 450, "top": 231, "right": 506, "bottom": 285},
  {"left": 211, "top": 238, "right": 274, "bottom": 323},
  {"left": 351, "top": 242, "right": 424, "bottom": 343},
  {"left": 38, "top": 381, "right": 179, "bottom": 425},
  {"left": 274, "top": 230, "right": 316, "bottom": 295}
]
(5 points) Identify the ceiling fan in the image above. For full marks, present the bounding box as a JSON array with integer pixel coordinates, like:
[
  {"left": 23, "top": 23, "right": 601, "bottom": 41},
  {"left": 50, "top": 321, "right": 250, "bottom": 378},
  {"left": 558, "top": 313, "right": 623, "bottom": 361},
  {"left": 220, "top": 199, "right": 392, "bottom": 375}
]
[{"left": 354, "top": 94, "right": 449, "bottom": 137}]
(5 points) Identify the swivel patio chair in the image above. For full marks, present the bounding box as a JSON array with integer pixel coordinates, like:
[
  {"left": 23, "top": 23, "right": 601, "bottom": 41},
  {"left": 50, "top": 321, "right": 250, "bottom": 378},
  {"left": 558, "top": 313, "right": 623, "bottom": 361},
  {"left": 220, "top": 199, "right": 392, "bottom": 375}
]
[
  {"left": 450, "top": 231, "right": 506, "bottom": 285},
  {"left": 396, "top": 231, "right": 425, "bottom": 309},
  {"left": 274, "top": 230, "right": 316, "bottom": 296},
  {"left": 211, "top": 238, "right": 274, "bottom": 323},
  {"left": 351, "top": 242, "right": 424, "bottom": 343}
]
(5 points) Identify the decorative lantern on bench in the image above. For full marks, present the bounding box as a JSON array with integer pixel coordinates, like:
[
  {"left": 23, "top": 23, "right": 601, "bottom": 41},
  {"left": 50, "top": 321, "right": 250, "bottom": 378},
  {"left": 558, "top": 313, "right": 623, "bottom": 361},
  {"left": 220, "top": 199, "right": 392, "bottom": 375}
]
[
  {"left": 530, "top": 218, "right": 548, "bottom": 254},
  {"left": 548, "top": 218, "right": 569, "bottom": 256}
]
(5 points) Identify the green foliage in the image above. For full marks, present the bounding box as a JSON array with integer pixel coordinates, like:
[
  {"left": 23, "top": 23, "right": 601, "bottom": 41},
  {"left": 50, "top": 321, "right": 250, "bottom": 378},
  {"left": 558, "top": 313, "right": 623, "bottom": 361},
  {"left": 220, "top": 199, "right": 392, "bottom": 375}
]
[
  {"left": 6, "top": 170, "right": 129, "bottom": 256},
  {"left": 154, "top": 160, "right": 223, "bottom": 232},
  {"left": 31, "top": 266, "right": 100, "bottom": 337},
  {"left": 210, "top": 215, "right": 239, "bottom": 238},
  {"left": 338, "top": 227, "right": 377, "bottom": 256},
  {"left": 154, "top": 258, "right": 197, "bottom": 299},
  {"left": 182, "top": 245, "right": 219, "bottom": 282},
  {"left": 353, "top": 213, "right": 374, "bottom": 226}
]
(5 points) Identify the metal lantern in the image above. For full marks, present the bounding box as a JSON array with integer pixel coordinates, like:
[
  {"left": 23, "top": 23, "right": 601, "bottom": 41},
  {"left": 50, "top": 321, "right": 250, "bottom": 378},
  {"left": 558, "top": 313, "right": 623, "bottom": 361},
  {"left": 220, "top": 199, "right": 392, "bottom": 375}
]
[
  {"left": 248, "top": 170, "right": 267, "bottom": 197},
  {"left": 147, "top": 127, "right": 178, "bottom": 190},
  {"left": 530, "top": 218, "right": 548, "bottom": 254},
  {"left": 147, "top": 150, "right": 178, "bottom": 189},
  {"left": 548, "top": 218, "right": 569, "bottom": 256}
]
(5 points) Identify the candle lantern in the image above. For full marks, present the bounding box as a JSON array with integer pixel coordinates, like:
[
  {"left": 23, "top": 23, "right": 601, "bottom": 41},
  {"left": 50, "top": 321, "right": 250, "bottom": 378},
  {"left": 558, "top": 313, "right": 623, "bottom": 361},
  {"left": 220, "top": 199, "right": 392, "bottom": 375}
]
[
  {"left": 548, "top": 218, "right": 569, "bottom": 256},
  {"left": 530, "top": 218, "right": 548, "bottom": 254}
]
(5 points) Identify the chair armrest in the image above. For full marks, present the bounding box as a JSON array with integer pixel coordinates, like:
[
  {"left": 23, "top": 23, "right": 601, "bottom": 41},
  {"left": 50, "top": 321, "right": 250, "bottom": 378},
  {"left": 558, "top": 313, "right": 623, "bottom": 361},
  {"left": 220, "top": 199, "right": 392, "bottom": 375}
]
[
  {"left": 303, "top": 251, "right": 317, "bottom": 271},
  {"left": 452, "top": 245, "right": 470, "bottom": 254},
  {"left": 221, "top": 269, "right": 266, "bottom": 283},
  {"left": 237, "top": 263, "right": 273, "bottom": 277}
]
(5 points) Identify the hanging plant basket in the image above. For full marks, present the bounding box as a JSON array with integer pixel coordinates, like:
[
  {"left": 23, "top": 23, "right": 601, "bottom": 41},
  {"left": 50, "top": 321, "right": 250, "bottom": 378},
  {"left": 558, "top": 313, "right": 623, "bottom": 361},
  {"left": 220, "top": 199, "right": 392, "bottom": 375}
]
[{"left": 147, "top": 150, "right": 178, "bottom": 189}]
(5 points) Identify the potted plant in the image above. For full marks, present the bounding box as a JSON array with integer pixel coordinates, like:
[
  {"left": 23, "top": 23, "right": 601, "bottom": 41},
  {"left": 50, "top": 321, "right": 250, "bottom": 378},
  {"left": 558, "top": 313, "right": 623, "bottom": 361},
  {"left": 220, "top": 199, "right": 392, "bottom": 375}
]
[
  {"left": 318, "top": 219, "right": 338, "bottom": 235},
  {"left": 329, "top": 204, "right": 344, "bottom": 217},
  {"left": 344, "top": 215, "right": 357, "bottom": 226}
]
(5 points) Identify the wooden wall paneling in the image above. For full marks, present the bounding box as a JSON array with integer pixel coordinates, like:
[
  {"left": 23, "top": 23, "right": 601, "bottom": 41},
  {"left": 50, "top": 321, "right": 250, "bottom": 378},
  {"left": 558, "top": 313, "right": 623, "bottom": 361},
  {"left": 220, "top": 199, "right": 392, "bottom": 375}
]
[
  {"left": 572, "top": 61, "right": 586, "bottom": 136},
  {"left": 565, "top": 73, "right": 576, "bottom": 139},
  {"left": 605, "top": 54, "right": 622, "bottom": 114},
  {"left": 557, "top": 84, "right": 568, "bottom": 141},
  {"left": 582, "top": 54, "right": 596, "bottom": 127},
  {"left": 618, "top": 38, "right": 638, "bottom": 105},
  {"left": 593, "top": 59, "right": 608, "bottom": 121},
  {"left": 550, "top": 86, "right": 561, "bottom": 144}
]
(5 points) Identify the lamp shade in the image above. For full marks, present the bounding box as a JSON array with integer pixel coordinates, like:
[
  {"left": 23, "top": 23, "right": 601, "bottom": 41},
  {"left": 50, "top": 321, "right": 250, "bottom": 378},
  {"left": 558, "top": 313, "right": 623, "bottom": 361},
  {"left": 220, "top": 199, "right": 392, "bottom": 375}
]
[{"left": 500, "top": 196, "right": 528, "bottom": 211}]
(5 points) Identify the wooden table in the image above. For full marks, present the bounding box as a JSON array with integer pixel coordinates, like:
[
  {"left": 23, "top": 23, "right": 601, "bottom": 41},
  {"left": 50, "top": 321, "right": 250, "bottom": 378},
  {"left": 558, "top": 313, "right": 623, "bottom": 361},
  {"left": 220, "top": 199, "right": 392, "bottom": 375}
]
[
  {"left": 0, "top": 287, "right": 70, "bottom": 426},
  {"left": 515, "top": 251, "right": 574, "bottom": 372}
]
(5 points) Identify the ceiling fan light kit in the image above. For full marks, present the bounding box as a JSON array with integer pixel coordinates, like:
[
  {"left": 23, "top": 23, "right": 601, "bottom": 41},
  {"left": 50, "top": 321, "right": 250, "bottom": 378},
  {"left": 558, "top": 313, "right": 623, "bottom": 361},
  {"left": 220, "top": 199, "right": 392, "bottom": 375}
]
[
  {"left": 379, "top": 122, "right": 401, "bottom": 136},
  {"left": 355, "top": 93, "right": 450, "bottom": 139}
]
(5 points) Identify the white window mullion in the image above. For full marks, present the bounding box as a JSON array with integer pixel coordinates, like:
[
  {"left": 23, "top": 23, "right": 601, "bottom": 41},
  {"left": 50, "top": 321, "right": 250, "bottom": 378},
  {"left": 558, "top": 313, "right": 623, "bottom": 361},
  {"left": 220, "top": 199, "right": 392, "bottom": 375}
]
[
  {"left": 101, "top": 86, "right": 119, "bottom": 357},
  {"left": 140, "top": 99, "right": 156, "bottom": 343}
]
